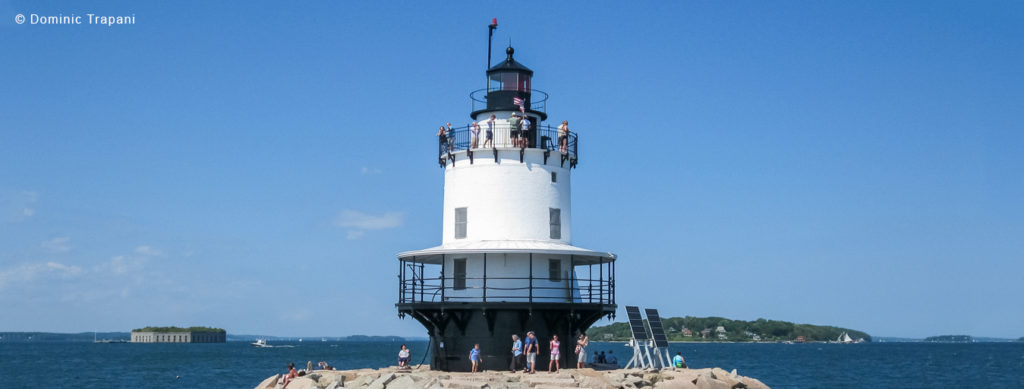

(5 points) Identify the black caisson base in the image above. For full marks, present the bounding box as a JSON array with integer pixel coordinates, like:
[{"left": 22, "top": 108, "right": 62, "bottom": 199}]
[{"left": 397, "top": 302, "right": 616, "bottom": 372}]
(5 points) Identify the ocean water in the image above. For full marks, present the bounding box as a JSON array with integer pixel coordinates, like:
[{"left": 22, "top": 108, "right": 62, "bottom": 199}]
[{"left": 0, "top": 340, "right": 1022, "bottom": 388}]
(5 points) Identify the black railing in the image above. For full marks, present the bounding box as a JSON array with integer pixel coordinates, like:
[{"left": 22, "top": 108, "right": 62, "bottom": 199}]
[
  {"left": 398, "top": 258, "right": 614, "bottom": 305},
  {"left": 438, "top": 124, "right": 578, "bottom": 163},
  {"left": 470, "top": 88, "right": 549, "bottom": 114}
]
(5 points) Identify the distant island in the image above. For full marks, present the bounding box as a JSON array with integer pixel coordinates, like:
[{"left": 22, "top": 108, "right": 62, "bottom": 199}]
[
  {"left": 1019, "top": 337, "right": 1024, "bottom": 342},
  {"left": 131, "top": 326, "right": 226, "bottom": 343},
  {"left": 0, "top": 332, "right": 129, "bottom": 342},
  {"left": 132, "top": 326, "right": 225, "bottom": 333},
  {"left": 924, "top": 335, "right": 973, "bottom": 343},
  {"left": 0, "top": 332, "right": 416, "bottom": 343},
  {"left": 587, "top": 316, "right": 870, "bottom": 342}
]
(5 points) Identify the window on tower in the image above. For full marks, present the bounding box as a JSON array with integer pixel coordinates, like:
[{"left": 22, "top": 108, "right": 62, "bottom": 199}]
[
  {"left": 549, "top": 208, "right": 561, "bottom": 239},
  {"left": 549, "top": 259, "right": 562, "bottom": 282},
  {"left": 455, "top": 207, "right": 467, "bottom": 239},
  {"left": 453, "top": 258, "right": 467, "bottom": 290}
]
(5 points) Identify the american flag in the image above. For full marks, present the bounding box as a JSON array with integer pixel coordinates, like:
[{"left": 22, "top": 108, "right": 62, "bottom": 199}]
[{"left": 513, "top": 97, "right": 525, "bottom": 113}]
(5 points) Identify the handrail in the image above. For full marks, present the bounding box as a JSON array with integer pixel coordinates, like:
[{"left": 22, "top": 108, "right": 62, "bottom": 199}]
[
  {"left": 470, "top": 88, "right": 549, "bottom": 113},
  {"left": 397, "top": 273, "right": 614, "bottom": 305},
  {"left": 438, "top": 123, "right": 578, "bottom": 164}
]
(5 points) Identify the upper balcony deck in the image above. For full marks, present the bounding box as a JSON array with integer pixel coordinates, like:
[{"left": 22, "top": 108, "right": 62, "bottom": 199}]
[{"left": 438, "top": 123, "right": 578, "bottom": 168}]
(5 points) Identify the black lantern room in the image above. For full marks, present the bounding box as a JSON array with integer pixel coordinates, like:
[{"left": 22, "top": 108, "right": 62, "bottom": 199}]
[{"left": 471, "top": 47, "right": 548, "bottom": 121}]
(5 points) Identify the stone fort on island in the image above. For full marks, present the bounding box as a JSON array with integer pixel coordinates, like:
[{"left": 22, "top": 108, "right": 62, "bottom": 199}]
[{"left": 130, "top": 327, "right": 226, "bottom": 343}]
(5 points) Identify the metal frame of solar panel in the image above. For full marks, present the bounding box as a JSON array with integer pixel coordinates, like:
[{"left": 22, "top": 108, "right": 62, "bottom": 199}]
[
  {"left": 645, "top": 308, "right": 669, "bottom": 348},
  {"left": 623, "top": 305, "right": 653, "bottom": 369},
  {"left": 625, "top": 306, "right": 650, "bottom": 341}
]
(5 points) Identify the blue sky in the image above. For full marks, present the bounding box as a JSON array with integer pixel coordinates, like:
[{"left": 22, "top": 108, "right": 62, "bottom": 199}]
[{"left": 1, "top": 1, "right": 1021, "bottom": 338}]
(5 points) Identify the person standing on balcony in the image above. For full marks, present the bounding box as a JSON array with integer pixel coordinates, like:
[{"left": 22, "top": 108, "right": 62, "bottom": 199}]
[
  {"left": 437, "top": 125, "right": 449, "bottom": 153},
  {"left": 446, "top": 122, "right": 455, "bottom": 151},
  {"left": 484, "top": 114, "right": 496, "bottom": 148},
  {"left": 470, "top": 122, "right": 481, "bottom": 149},
  {"left": 521, "top": 115, "right": 532, "bottom": 149},
  {"left": 558, "top": 121, "right": 570, "bottom": 154},
  {"left": 508, "top": 114, "right": 521, "bottom": 148}
]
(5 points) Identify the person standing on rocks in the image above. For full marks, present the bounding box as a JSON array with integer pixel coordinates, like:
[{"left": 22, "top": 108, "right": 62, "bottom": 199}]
[
  {"left": 524, "top": 331, "right": 538, "bottom": 374},
  {"left": 470, "top": 344, "right": 481, "bottom": 373},
  {"left": 548, "top": 335, "right": 561, "bottom": 372},
  {"left": 576, "top": 332, "right": 589, "bottom": 369},
  {"left": 510, "top": 334, "right": 523, "bottom": 372}
]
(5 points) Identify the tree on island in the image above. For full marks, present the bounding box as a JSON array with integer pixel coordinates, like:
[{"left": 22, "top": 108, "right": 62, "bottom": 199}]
[{"left": 586, "top": 316, "right": 871, "bottom": 342}]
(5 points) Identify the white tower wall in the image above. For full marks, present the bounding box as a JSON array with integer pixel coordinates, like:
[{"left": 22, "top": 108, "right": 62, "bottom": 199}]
[{"left": 442, "top": 149, "right": 572, "bottom": 244}]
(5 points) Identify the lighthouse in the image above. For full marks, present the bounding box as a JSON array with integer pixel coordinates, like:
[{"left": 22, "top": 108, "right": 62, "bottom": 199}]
[{"left": 396, "top": 46, "right": 617, "bottom": 372}]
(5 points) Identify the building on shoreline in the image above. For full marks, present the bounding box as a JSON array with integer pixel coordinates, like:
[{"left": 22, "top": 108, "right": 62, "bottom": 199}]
[
  {"left": 395, "top": 42, "right": 616, "bottom": 372},
  {"left": 130, "top": 327, "right": 225, "bottom": 343}
]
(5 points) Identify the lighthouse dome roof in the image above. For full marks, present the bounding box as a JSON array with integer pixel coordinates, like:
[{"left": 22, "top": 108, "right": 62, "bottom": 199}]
[{"left": 487, "top": 46, "right": 533, "bottom": 75}]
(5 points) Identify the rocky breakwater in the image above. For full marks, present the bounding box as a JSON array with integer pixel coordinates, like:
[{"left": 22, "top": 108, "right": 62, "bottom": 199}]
[{"left": 254, "top": 366, "right": 770, "bottom": 389}]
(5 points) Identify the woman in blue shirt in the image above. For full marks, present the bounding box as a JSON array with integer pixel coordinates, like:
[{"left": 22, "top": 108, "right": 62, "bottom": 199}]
[{"left": 469, "top": 344, "right": 481, "bottom": 372}]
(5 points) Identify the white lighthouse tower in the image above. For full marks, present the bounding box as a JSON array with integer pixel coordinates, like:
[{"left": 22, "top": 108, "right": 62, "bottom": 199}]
[{"left": 397, "top": 46, "right": 616, "bottom": 372}]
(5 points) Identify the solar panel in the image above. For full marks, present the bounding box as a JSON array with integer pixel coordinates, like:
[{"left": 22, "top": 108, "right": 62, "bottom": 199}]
[
  {"left": 625, "top": 306, "right": 649, "bottom": 341},
  {"left": 645, "top": 308, "right": 670, "bottom": 348}
]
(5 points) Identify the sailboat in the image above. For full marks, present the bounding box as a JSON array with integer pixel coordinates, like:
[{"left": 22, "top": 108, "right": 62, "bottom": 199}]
[{"left": 837, "top": 332, "right": 854, "bottom": 344}]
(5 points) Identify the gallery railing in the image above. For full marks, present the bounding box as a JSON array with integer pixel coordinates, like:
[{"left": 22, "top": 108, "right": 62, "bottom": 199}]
[
  {"left": 438, "top": 124, "right": 578, "bottom": 162},
  {"left": 470, "top": 88, "right": 549, "bottom": 114},
  {"left": 398, "top": 260, "right": 614, "bottom": 305}
]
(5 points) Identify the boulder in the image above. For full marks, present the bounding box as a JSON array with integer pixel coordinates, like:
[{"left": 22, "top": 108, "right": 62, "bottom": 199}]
[
  {"left": 522, "top": 377, "right": 577, "bottom": 386},
  {"left": 282, "top": 377, "right": 318, "bottom": 389},
  {"left": 314, "top": 371, "right": 346, "bottom": 387},
  {"left": 643, "top": 372, "right": 662, "bottom": 385},
  {"left": 442, "top": 380, "right": 490, "bottom": 389},
  {"left": 663, "top": 370, "right": 701, "bottom": 384},
  {"left": 710, "top": 368, "right": 744, "bottom": 388},
  {"left": 622, "top": 375, "right": 646, "bottom": 388},
  {"left": 348, "top": 373, "right": 378, "bottom": 388},
  {"left": 739, "top": 377, "right": 770, "bottom": 389},
  {"left": 654, "top": 377, "right": 699, "bottom": 389},
  {"left": 694, "top": 375, "right": 732, "bottom": 389},
  {"left": 578, "top": 375, "right": 615, "bottom": 389},
  {"left": 255, "top": 374, "right": 280, "bottom": 389},
  {"left": 368, "top": 372, "right": 398, "bottom": 389},
  {"left": 388, "top": 375, "right": 418, "bottom": 389}
]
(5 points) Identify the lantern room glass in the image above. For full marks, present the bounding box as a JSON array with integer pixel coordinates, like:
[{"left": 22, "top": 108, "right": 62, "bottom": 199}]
[{"left": 488, "top": 72, "right": 531, "bottom": 93}]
